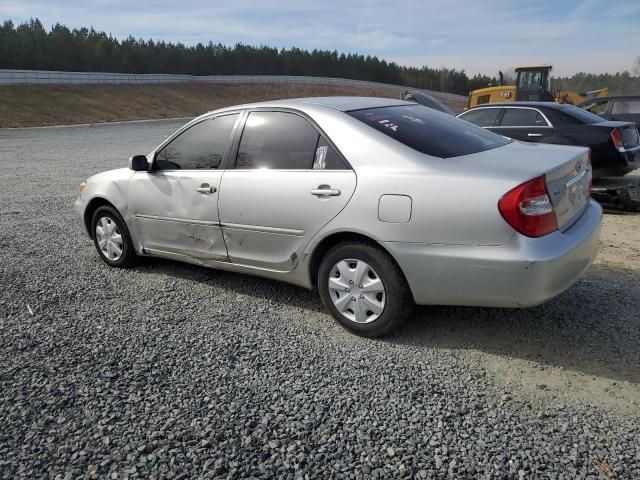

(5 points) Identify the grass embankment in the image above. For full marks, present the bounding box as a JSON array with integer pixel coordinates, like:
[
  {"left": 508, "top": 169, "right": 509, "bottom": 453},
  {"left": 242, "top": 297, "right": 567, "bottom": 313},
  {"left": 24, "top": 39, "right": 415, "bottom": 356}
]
[{"left": 0, "top": 83, "right": 465, "bottom": 128}]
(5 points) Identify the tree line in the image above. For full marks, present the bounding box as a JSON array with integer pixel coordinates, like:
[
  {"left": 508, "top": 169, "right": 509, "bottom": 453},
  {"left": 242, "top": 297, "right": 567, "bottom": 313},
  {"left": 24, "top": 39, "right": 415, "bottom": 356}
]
[
  {"left": 1, "top": 19, "right": 638, "bottom": 95},
  {"left": 552, "top": 72, "right": 640, "bottom": 97},
  {"left": 0, "top": 19, "right": 495, "bottom": 95}
]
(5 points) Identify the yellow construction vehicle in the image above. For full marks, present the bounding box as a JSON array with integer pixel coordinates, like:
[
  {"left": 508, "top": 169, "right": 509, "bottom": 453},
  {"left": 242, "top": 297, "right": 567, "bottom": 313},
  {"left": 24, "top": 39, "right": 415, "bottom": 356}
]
[{"left": 466, "top": 65, "right": 608, "bottom": 108}]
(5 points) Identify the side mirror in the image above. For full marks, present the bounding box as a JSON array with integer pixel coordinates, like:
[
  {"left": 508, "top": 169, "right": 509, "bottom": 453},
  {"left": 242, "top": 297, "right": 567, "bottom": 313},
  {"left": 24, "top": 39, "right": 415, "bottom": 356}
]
[{"left": 129, "top": 154, "right": 148, "bottom": 171}]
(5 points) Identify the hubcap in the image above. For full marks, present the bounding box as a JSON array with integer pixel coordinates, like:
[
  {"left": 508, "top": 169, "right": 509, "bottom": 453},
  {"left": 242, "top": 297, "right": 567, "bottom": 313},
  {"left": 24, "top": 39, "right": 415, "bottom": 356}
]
[
  {"left": 95, "top": 216, "right": 123, "bottom": 261},
  {"left": 328, "top": 258, "right": 385, "bottom": 324}
]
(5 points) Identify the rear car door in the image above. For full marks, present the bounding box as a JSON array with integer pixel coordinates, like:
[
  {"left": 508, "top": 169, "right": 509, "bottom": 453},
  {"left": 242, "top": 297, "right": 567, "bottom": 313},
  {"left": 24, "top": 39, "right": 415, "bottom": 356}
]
[
  {"left": 218, "top": 110, "right": 356, "bottom": 271},
  {"left": 128, "top": 113, "right": 240, "bottom": 260},
  {"left": 495, "top": 107, "right": 555, "bottom": 142}
]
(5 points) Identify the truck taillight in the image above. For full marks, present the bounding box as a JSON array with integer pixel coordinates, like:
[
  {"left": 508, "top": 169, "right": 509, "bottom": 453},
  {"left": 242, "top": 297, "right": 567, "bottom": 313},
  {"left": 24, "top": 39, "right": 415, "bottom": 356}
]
[
  {"left": 498, "top": 175, "right": 558, "bottom": 238},
  {"left": 611, "top": 128, "right": 624, "bottom": 150}
]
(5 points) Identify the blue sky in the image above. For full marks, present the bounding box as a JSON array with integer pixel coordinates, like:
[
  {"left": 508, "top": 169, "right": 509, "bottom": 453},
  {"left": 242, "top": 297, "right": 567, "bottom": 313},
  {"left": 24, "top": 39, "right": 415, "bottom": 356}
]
[{"left": 1, "top": 0, "right": 638, "bottom": 76}]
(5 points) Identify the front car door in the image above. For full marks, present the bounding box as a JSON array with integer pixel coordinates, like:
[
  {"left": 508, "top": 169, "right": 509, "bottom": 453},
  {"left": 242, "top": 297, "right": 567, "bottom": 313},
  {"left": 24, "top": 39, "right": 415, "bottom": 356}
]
[
  {"left": 218, "top": 110, "right": 356, "bottom": 271},
  {"left": 493, "top": 107, "right": 555, "bottom": 142},
  {"left": 128, "top": 113, "right": 240, "bottom": 261}
]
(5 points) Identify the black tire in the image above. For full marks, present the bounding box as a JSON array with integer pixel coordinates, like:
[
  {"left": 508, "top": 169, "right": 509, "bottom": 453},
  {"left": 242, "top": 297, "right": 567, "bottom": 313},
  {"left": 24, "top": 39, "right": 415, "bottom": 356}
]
[
  {"left": 91, "top": 205, "right": 137, "bottom": 268},
  {"left": 318, "top": 241, "right": 414, "bottom": 337}
]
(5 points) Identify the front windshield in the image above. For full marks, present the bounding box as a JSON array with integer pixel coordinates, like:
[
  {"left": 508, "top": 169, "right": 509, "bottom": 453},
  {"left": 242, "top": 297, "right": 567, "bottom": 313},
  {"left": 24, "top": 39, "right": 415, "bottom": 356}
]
[{"left": 518, "top": 71, "right": 542, "bottom": 90}]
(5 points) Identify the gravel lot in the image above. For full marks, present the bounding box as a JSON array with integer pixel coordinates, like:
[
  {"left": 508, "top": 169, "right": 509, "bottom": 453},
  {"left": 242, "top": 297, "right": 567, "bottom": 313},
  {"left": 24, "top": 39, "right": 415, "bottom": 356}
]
[{"left": 1, "top": 120, "right": 639, "bottom": 479}]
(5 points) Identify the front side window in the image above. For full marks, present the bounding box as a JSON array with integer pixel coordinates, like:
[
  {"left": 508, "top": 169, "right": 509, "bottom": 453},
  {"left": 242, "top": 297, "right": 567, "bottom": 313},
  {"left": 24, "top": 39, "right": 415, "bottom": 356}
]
[
  {"left": 236, "top": 111, "right": 344, "bottom": 169},
  {"left": 459, "top": 108, "right": 502, "bottom": 127},
  {"left": 500, "top": 109, "right": 545, "bottom": 127},
  {"left": 349, "top": 105, "right": 510, "bottom": 158},
  {"left": 155, "top": 114, "right": 238, "bottom": 170}
]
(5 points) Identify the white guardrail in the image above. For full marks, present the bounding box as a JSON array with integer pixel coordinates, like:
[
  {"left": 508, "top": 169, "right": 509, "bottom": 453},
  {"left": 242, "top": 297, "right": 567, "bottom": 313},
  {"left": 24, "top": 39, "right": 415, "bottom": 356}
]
[{"left": 0, "top": 69, "right": 466, "bottom": 103}]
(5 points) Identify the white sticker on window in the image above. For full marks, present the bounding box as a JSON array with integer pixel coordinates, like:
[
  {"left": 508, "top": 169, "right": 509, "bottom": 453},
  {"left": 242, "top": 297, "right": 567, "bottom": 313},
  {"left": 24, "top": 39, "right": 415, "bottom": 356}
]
[{"left": 314, "top": 145, "right": 328, "bottom": 169}]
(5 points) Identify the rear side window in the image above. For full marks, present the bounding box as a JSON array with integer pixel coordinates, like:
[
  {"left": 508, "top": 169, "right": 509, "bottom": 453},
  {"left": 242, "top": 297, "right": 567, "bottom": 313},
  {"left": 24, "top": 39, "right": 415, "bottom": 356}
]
[
  {"left": 236, "top": 112, "right": 316, "bottom": 169},
  {"left": 500, "top": 109, "right": 535, "bottom": 126},
  {"left": 459, "top": 108, "right": 502, "bottom": 127},
  {"left": 500, "top": 109, "right": 549, "bottom": 127},
  {"left": 236, "top": 111, "right": 345, "bottom": 169},
  {"left": 349, "top": 105, "right": 510, "bottom": 158},
  {"left": 155, "top": 114, "right": 238, "bottom": 170},
  {"left": 612, "top": 101, "right": 640, "bottom": 115}
]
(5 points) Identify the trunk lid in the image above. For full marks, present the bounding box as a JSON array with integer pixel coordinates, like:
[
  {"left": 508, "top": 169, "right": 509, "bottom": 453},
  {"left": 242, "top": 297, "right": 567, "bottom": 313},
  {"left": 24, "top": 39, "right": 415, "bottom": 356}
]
[
  {"left": 545, "top": 149, "right": 591, "bottom": 230},
  {"left": 452, "top": 140, "right": 591, "bottom": 232}
]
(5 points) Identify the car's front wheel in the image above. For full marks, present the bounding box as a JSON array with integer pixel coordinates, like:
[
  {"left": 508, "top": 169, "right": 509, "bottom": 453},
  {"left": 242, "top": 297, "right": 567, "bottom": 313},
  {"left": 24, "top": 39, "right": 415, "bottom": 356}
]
[
  {"left": 318, "top": 241, "right": 413, "bottom": 337},
  {"left": 91, "top": 206, "right": 136, "bottom": 268}
]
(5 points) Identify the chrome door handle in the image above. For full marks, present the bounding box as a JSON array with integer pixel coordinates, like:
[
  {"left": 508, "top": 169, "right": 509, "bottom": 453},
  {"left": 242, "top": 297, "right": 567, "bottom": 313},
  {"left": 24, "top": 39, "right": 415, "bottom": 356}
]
[
  {"left": 196, "top": 185, "right": 216, "bottom": 194},
  {"left": 527, "top": 133, "right": 543, "bottom": 137},
  {"left": 311, "top": 188, "right": 340, "bottom": 196}
]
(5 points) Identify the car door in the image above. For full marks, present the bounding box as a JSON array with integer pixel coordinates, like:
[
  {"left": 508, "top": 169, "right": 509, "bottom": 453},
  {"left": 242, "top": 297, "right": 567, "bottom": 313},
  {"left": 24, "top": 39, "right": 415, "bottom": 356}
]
[
  {"left": 494, "top": 107, "right": 555, "bottom": 142},
  {"left": 128, "top": 113, "right": 240, "bottom": 261},
  {"left": 218, "top": 110, "right": 356, "bottom": 271}
]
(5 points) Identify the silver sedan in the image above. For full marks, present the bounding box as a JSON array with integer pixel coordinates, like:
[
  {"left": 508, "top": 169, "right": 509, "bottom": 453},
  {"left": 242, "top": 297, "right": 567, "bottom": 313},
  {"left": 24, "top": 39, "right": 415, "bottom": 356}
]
[{"left": 74, "top": 97, "right": 602, "bottom": 337}]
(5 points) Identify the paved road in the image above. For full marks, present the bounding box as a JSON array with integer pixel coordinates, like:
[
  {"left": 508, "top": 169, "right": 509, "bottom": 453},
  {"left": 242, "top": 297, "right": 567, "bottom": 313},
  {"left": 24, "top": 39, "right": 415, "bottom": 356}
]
[{"left": 1, "top": 121, "right": 639, "bottom": 479}]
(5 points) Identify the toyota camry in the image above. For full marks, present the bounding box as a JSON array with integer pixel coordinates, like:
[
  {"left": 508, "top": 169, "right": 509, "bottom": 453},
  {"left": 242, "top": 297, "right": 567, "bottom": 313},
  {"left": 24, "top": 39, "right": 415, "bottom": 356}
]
[{"left": 75, "top": 97, "right": 602, "bottom": 337}]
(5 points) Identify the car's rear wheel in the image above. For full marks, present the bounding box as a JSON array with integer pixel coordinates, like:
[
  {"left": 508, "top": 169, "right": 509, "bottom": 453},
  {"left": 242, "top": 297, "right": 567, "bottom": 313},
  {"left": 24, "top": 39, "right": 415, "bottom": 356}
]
[
  {"left": 91, "top": 206, "right": 136, "bottom": 268},
  {"left": 318, "top": 241, "right": 413, "bottom": 337}
]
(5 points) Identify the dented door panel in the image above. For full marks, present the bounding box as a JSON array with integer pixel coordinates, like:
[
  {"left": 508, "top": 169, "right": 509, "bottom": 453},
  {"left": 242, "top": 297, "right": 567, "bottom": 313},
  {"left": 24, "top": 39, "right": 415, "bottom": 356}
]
[
  {"left": 128, "top": 170, "right": 228, "bottom": 260},
  {"left": 219, "top": 170, "right": 357, "bottom": 270}
]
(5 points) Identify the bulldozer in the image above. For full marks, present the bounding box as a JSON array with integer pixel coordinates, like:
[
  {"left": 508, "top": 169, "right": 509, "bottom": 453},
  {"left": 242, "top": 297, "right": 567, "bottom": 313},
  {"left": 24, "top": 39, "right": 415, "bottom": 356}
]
[{"left": 466, "top": 65, "right": 608, "bottom": 109}]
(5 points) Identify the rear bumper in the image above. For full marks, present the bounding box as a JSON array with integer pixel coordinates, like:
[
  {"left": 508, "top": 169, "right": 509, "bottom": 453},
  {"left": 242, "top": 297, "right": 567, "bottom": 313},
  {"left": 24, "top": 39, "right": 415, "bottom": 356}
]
[
  {"left": 385, "top": 200, "right": 602, "bottom": 308},
  {"left": 592, "top": 147, "right": 640, "bottom": 177},
  {"left": 620, "top": 146, "right": 640, "bottom": 174}
]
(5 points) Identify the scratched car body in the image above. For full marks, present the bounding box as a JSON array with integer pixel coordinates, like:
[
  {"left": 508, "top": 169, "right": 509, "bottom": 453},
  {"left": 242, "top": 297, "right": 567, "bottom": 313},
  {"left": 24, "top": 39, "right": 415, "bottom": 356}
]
[{"left": 75, "top": 97, "right": 602, "bottom": 337}]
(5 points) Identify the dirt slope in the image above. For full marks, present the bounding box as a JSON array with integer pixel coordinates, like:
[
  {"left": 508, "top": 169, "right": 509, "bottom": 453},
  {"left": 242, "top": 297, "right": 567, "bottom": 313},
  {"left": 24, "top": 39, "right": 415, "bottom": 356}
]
[{"left": 0, "top": 83, "right": 465, "bottom": 128}]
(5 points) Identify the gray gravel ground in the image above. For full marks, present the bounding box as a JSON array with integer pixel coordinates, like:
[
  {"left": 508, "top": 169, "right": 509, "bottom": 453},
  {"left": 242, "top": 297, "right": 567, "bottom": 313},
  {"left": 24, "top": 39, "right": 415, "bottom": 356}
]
[{"left": 1, "top": 120, "right": 639, "bottom": 480}]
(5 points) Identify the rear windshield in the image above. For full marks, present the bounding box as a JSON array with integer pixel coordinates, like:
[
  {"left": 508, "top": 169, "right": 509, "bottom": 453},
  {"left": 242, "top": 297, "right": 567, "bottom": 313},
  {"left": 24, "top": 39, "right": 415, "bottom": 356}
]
[
  {"left": 348, "top": 105, "right": 510, "bottom": 158},
  {"left": 558, "top": 105, "right": 606, "bottom": 124}
]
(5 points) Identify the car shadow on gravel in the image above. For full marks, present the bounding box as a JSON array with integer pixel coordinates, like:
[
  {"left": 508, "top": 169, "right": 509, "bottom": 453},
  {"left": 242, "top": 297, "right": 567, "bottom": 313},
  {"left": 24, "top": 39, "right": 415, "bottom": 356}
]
[
  {"left": 135, "top": 259, "right": 640, "bottom": 384},
  {"left": 391, "top": 264, "right": 640, "bottom": 385}
]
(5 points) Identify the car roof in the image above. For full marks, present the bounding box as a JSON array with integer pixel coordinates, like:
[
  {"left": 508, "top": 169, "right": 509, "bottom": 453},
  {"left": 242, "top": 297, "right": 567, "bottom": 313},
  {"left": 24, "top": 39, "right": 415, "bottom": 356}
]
[{"left": 208, "top": 96, "right": 410, "bottom": 115}]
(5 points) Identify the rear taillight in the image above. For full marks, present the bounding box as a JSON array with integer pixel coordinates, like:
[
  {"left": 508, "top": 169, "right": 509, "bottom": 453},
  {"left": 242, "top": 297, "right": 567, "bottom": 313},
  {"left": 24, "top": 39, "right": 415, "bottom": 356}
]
[
  {"left": 498, "top": 175, "right": 558, "bottom": 238},
  {"left": 611, "top": 128, "right": 624, "bottom": 150}
]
